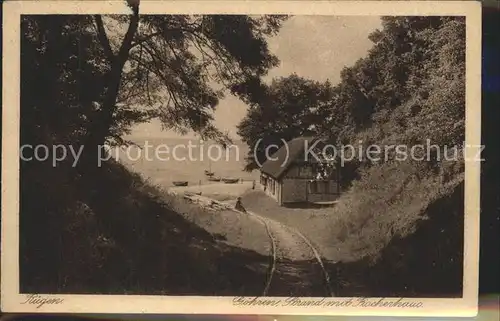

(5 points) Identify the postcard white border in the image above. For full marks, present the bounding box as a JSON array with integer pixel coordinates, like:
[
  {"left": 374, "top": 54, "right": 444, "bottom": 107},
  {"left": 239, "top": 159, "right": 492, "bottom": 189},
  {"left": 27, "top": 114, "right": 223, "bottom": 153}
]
[{"left": 2, "top": 0, "right": 481, "bottom": 316}]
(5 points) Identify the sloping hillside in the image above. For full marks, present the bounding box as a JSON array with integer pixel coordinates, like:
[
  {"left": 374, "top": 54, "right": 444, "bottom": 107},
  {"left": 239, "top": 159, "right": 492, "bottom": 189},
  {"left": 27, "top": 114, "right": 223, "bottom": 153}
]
[
  {"left": 20, "top": 159, "right": 269, "bottom": 294},
  {"left": 316, "top": 17, "right": 467, "bottom": 297},
  {"left": 328, "top": 164, "right": 464, "bottom": 297},
  {"left": 233, "top": 16, "right": 468, "bottom": 297}
]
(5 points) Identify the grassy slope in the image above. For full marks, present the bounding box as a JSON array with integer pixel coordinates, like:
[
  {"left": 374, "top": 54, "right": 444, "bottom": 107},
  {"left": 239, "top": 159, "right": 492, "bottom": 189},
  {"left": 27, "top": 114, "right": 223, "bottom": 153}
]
[
  {"left": 333, "top": 179, "right": 464, "bottom": 297},
  {"left": 324, "top": 18, "right": 466, "bottom": 297},
  {"left": 242, "top": 18, "right": 467, "bottom": 297},
  {"left": 328, "top": 162, "right": 464, "bottom": 297},
  {"left": 20, "top": 160, "right": 269, "bottom": 295},
  {"left": 321, "top": 77, "right": 466, "bottom": 295},
  {"left": 241, "top": 167, "right": 463, "bottom": 297}
]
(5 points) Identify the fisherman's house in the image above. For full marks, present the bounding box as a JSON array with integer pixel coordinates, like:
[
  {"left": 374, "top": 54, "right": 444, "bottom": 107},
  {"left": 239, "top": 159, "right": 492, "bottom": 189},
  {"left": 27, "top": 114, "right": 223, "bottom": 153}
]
[{"left": 259, "top": 137, "right": 341, "bottom": 206}]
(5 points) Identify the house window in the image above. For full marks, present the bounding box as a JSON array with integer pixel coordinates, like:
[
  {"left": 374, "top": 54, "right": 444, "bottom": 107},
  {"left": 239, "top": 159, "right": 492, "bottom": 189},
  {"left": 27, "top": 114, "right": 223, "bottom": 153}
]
[
  {"left": 317, "top": 181, "right": 323, "bottom": 194},
  {"left": 315, "top": 181, "right": 325, "bottom": 194},
  {"left": 298, "top": 164, "right": 313, "bottom": 178},
  {"left": 329, "top": 180, "right": 338, "bottom": 194},
  {"left": 309, "top": 180, "right": 332, "bottom": 194},
  {"left": 320, "top": 181, "right": 329, "bottom": 194},
  {"left": 309, "top": 181, "right": 318, "bottom": 193}
]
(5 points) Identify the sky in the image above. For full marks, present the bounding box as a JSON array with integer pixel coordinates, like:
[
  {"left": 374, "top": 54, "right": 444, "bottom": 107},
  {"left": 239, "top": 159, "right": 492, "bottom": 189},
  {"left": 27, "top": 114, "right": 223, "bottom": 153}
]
[{"left": 128, "top": 15, "right": 382, "bottom": 140}]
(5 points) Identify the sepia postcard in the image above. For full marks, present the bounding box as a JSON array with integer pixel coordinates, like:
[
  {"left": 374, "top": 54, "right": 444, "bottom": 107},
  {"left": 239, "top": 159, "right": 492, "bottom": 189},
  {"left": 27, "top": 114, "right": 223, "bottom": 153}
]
[{"left": 1, "top": 0, "right": 481, "bottom": 316}]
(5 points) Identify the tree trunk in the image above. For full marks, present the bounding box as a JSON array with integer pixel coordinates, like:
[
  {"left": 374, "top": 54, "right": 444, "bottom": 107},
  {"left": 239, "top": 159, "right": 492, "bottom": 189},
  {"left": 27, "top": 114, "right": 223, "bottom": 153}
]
[{"left": 79, "top": 13, "right": 140, "bottom": 173}]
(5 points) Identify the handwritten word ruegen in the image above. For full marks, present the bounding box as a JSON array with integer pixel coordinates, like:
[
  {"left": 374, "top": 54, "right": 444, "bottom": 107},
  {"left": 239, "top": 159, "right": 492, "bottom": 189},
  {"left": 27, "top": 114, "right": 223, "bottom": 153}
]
[{"left": 21, "top": 294, "right": 64, "bottom": 308}]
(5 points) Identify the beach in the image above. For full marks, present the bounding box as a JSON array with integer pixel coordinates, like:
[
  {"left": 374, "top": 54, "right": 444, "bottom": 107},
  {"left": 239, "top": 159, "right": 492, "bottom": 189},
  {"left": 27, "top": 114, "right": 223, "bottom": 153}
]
[
  {"left": 112, "top": 137, "right": 260, "bottom": 194},
  {"left": 168, "top": 181, "right": 256, "bottom": 202}
]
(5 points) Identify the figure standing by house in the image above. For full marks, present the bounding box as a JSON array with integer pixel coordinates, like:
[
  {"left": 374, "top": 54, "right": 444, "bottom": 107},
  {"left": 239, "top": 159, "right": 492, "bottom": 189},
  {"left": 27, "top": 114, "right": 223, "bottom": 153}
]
[{"left": 235, "top": 197, "right": 247, "bottom": 213}]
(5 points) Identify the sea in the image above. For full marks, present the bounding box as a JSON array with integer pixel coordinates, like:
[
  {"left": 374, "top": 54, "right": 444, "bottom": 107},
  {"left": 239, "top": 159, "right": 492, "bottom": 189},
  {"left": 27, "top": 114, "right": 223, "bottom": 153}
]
[{"left": 110, "top": 137, "right": 260, "bottom": 188}]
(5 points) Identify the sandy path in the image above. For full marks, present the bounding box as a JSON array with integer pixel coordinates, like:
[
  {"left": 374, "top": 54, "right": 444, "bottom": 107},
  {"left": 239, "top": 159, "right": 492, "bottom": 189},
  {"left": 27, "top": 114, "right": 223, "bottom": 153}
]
[
  {"left": 249, "top": 213, "right": 333, "bottom": 297},
  {"left": 261, "top": 218, "right": 315, "bottom": 261},
  {"left": 178, "top": 193, "right": 333, "bottom": 296}
]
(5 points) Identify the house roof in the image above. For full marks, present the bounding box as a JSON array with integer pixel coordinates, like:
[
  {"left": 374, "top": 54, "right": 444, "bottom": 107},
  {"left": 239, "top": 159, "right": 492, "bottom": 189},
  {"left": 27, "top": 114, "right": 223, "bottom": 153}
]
[{"left": 260, "top": 136, "right": 322, "bottom": 180}]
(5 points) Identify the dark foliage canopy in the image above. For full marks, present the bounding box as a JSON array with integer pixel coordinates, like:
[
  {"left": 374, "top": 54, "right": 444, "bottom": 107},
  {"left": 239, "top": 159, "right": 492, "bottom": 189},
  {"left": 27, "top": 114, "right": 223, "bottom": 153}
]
[{"left": 21, "top": 11, "right": 288, "bottom": 151}]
